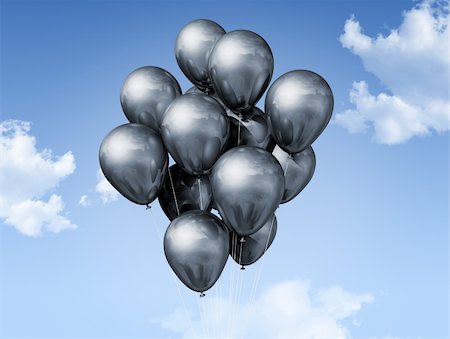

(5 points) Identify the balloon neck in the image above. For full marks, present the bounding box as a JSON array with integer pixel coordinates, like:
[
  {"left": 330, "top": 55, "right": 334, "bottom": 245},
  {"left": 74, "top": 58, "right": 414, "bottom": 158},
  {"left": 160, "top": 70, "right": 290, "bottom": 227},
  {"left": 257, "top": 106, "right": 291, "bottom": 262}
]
[
  {"left": 146, "top": 204, "right": 151, "bottom": 210},
  {"left": 200, "top": 291, "right": 205, "bottom": 297},
  {"left": 240, "top": 265, "right": 245, "bottom": 270},
  {"left": 240, "top": 236, "right": 246, "bottom": 243}
]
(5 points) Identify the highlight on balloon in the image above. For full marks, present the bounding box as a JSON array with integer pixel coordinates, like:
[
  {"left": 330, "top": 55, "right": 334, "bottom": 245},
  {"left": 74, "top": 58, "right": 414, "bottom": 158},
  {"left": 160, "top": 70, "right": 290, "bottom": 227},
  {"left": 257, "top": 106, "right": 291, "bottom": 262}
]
[{"left": 99, "top": 18, "right": 333, "bottom": 296}]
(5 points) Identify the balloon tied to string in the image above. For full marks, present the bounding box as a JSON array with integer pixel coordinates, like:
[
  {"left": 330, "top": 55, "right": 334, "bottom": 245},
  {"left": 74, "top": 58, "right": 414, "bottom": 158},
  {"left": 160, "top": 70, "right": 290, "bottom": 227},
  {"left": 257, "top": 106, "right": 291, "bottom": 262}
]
[{"left": 98, "top": 17, "right": 333, "bottom": 297}]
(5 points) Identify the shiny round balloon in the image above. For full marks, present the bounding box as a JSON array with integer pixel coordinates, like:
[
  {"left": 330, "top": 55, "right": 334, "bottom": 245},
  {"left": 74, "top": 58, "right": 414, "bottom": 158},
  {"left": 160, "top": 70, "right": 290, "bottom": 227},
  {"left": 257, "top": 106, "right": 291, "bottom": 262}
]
[
  {"left": 175, "top": 19, "right": 225, "bottom": 93},
  {"left": 158, "top": 164, "right": 213, "bottom": 220},
  {"left": 210, "top": 146, "right": 284, "bottom": 236},
  {"left": 160, "top": 93, "right": 229, "bottom": 176},
  {"left": 230, "top": 214, "right": 277, "bottom": 267},
  {"left": 164, "top": 210, "right": 229, "bottom": 294},
  {"left": 99, "top": 123, "right": 168, "bottom": 205},
  {"left": 265, "top": 70, "right": 333, "bottom": 154},
  {"left": 208, "top": 30, "right": 274, "bottom": 113},
  {"left": 272, "top": 145, "right": 316, "bottom": 203},
  {"left": 225, "top": 108, "right": 271, "bottom": 151},
  {"left": 120, "top": 66, "right": 181, "bottom": 132}
]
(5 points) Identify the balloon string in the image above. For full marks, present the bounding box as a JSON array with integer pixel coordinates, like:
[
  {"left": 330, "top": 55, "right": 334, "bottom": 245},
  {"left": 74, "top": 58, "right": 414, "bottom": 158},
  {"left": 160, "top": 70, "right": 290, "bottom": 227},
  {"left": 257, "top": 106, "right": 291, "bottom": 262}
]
[
  {"left": 147, "top": 207, "right": 195, "bottom": 336},
  {"left": 284, "top": 154, "right": 292, "bottom": 177},
  {"left": 198, "top": 177, "right": 203, "bottom": 210},
  {"left": 168, "top": 166, "right": 180, "bottom": 216},
  {"left": 237, "top": 113, "right": 242, "bottom": 146}
]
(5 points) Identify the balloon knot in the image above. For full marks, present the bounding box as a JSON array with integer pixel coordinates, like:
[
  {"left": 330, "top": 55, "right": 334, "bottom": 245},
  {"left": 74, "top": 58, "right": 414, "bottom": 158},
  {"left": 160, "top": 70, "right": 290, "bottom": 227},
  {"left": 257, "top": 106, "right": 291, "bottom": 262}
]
[
  {"left": 200, "top": 292, "right": 205, "bottom": 297},
  {"left": 240, "top": 236, "right": 246, "bottom": 243},
  {"left": 240, "top": 265, "right": 245, "bottom": 270},
  {"left": 146, "top": 204, "right": 151, "bottom": 210}
]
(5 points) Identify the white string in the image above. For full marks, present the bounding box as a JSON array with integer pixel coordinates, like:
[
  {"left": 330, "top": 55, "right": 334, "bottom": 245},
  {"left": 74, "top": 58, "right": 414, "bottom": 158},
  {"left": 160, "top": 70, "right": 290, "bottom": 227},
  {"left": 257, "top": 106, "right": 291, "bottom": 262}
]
[
  {"left": 198, "top": 177, "right": 203, "bottom": 210},
  {"left": 237, "top": 114, "right": 242, "bottom": 146},
  {"left": 168, "top": 167, "right": 180, "bottom": 215}
]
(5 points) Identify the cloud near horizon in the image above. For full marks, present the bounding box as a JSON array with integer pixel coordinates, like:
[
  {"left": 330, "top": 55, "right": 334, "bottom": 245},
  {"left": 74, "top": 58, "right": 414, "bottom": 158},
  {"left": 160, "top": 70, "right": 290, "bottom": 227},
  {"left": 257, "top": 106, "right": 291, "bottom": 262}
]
[
  {"left": 336, "top": 0, "right": 450, "bottom": 144},
  {"left": 154, "top": 279, "right": 374, "bottom": 338},
  {"left": 0, "top": 120, "right": 77, "bottom": 236}
]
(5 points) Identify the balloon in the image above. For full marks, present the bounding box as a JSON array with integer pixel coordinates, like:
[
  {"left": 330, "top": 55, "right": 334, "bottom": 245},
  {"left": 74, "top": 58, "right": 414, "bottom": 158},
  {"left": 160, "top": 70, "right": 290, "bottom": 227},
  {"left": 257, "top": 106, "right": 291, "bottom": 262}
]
[
  {"left": 265, "top": 70, "right": 333, "bottom": 154},
  {"left": 210, "top": 146, "right": 284, "bottom": 236},
  {"left": 230, "top": 214, "right": 277, "bottom": 267},
  {"left": 164, "top": 211, "right": 229, "bottom": 294},
  {"left": 209, "top": 30, "right": 274, "bottom": 113},
  {"left": 158, "top": 164, "right": 213, "bottom": 220},
  {"left": 120, "top": 66, "right": 181, "bottom": 132},
  {"left": 272, "top": 145, "right": 316, "bottom": 203},
  {"left": 99, "top": 123, "right": 168, "bottom": 205},
  {"left": 160, "top": 93, "right": 229, "bottom": 176},
  {"left": 175, "top": 19, "right": 225, "bottom": 93},
  {"left": 225, "top": 108, "right": 271, "bottom": 151}
]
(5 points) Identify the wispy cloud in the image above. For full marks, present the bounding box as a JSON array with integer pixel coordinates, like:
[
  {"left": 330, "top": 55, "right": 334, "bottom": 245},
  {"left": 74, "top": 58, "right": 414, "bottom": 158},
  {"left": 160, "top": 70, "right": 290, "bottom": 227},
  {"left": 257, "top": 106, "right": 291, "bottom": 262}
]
[
  {"left": 336, "top": 0, "right": 450, "bottom": 144},
  {"left": 95, "top": 169, "right": 119, "bottom": 204},
  {"left": 153, "top": 279, "right": 374, "bottom": 338},
  {"left": 78, "top": 194, "right": 90, "bottom": 206},
  {"left": 0, "top": 120, "right": 76, "bottom": 236}
]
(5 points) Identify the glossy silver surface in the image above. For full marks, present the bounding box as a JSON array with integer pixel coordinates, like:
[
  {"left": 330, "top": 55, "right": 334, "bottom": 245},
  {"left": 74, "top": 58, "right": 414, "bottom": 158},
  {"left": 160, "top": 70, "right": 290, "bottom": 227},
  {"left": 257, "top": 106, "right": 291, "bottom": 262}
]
[
  {"left": 99, "top": 123, "right": 168, "bottom": 205},
  {"left": 158, "top": 164, "right": 213, "bottom": 221},
  {"left": 175, "top": 19, "right": 225, "bottom": 93},
  {"left": 120, "top": 66, "right": 181, "bottom": 132},
  {"left": 225, "top": 107, "right": 271, "bottom": 151},
  {"left": 265, "top": 70, "right": 333, "bottom": 154},
  {"left": 164, "top": 211, "right": 229, "bottom": 293},
  {"left": 160, "top": 93, "right": 229, "bottom": 176},
  {"left": 230, "top": 214, "right": 277, "bottom": 266},
  {"left": 272, "top": 145, "right": 316, "bottom": 203},
  {"left": 208, "top": 30, "right": 274, "bottom": 113},
  {"left": 210, "top": 146, "right": 284, "bottom": 236}
]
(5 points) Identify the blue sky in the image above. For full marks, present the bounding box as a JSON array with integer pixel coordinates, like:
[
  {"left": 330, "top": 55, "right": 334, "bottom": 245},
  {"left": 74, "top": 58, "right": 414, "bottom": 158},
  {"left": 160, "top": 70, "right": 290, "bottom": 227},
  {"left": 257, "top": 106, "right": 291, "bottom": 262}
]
[{"left": 0, "top": 0, "right": 448, "bottom": 338}]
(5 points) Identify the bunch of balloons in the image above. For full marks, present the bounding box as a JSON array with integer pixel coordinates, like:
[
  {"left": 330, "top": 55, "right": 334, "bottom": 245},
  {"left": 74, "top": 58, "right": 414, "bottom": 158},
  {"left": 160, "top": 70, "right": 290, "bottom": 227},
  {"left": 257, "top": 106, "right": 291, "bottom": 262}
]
[{"left": 99, "top": 19, "right": 333, "bottom": 296}]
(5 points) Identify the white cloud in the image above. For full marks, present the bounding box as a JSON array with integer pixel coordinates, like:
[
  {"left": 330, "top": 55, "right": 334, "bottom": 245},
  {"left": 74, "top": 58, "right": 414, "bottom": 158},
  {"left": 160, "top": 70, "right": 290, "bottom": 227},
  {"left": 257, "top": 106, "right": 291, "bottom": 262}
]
[
  {"left": 95, "top": 169, "right": 119, "bottom": 204},
  {"left": 0, "top": 120, "right": 76, "bottom": 236},
  {"left": 336, "top": 0, "right": 450, "bottom": 144},
  {"left": 78, "top": 194, "right": 90, "bottom": 206},
  {"left": 154, "top": 279, "right": 374, "bottom": 338}
]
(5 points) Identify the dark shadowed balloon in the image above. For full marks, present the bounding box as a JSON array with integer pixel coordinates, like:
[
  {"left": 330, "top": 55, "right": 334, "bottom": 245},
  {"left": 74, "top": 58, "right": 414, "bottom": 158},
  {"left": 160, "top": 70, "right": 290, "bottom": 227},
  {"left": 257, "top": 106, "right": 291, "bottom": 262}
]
[
  {"left": 175, "top": 19, "right": 225, "bottom": 93},
  {"left": 99, "top": 124, "right": 168, "bottom": 205},
  {"left": 209, "top": 30, "right": 273, "bottom": 113},
  {"left": 230, "top": 214, "right": 277, "bottom": 267},
  {"left": 265, "top": 70, "right": 333, "bottom": 154},
  {"left": 158, "top": 164, "right": 213, "bottom": 220},
  {"left": 120, "top": 66, "right": 181, "bottom": 132},
  {"left": 272, "top": 145, "right": 316, "bottom": 203},
  {"left": 225, "top": 108, "right": 271, "bottom": 151},
  {"left": 210, "top": 146, "right": 284, "bottom": 236},
  {"left": 160, "top": 93, "right": 229, "bottom": 176},
  {"left": 164, "top": 211, "right": 229, "bottom": 294}
]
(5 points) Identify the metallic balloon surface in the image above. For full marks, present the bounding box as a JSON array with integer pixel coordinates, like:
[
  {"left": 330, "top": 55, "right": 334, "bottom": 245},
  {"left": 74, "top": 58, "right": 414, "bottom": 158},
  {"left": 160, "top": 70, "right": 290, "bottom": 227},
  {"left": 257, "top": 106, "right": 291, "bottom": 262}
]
[
  {"left": 272, "top": 145, "right": 316, "bottom": 203},
  {"left": 230, "top": 214, "right": 277, "bottom": 266},
  {"left": 175, "top": 19, "right": 225, "bottom": 93},
  {"left": 99, "top": 124, "right": 168, "bottom": 205},
  {"left": 265, "top": 70, "right": 333, "bottom": 154},
  {"left": 158, "top": 164, "right": 213, "bottom": 221},
  {"left": 164, "top": 211, "right": 229, "bottom": 293},
  {"left": 225, "top": 107, "right": 271, "bottom": 151},
  {"left": 160, "top": 93, "right": 229, "bottom": 176},
  {"left": 210, "top": 146, "right": 284, "bottom": 236},
  {"left": 120, "top": 66, "right": 181, "bottom": 131},
  {"left": 209, "top": 30, "right": 274, "bottom": 113}
]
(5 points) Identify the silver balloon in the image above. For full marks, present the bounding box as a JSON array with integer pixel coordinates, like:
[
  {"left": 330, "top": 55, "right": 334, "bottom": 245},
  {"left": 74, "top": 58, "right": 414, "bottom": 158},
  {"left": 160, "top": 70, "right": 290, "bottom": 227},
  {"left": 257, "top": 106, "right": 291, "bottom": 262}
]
[
  {"left": 175, "top": 19, "right": 225, "bottom": 93},
  {"left": 208, "top": 30, "right": 274, "bottom": 113},
  {"left": 265, "top": 70, "right": 333, "bottom": 154},
  {"left": 164, "top": 211, "right": 229, "bottom": 294},
  {"left": 210, "top": 146, "right": 284, "bottom": 236},
  {"left": 158, "top": 164, "right": 213, "bottom": 221},
  {"left": 120, "top": 66, "right": 181, "bottom": 132},
  {"left": 99, "top": 123, "right": 168, "bottom": 205},
  {"left": 225, "top": 107, "right": 271, "bottom": 151},
  {"left": 160, "top": 93, "right": 229, "bottom": 176},
  {"left": 230, "top": 214, "right": 277, "bottom": 267},
  {"left": 272, "top": 145, "right": 316, "bottom": 203}
]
